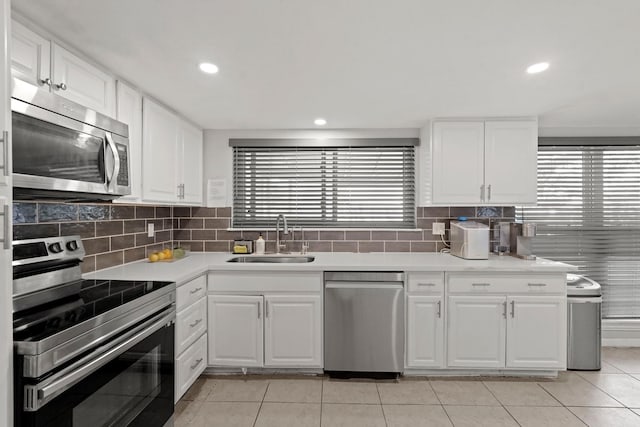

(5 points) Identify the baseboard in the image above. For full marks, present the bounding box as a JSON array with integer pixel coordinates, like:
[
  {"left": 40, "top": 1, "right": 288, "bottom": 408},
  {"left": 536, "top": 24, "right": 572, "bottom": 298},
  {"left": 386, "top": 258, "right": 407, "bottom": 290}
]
[{"left": 602, "top": 319, "right": 640, "bottom": 347}]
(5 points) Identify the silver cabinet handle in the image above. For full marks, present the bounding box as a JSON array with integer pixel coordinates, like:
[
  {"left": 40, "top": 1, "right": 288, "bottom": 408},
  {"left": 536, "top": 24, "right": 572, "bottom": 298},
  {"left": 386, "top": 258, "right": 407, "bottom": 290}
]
[
  {"left": 189, "top": 318, "right": 202, "bottom": 328},
  {"left": 177, "top": 184, "right": 182, "bottom": 199},
  {"left": 0, "top": 130, "right": 8, "bottom": 177},
  {"left": 417, "top": 283, "right": 436, "bottom": 287},
  {"left": 39, "top": 77, "right": 52, "bottom": 87},
  {"left": 510, "top": 300, "right": 515, "bottom": 318},
  {"left": 257, "top": 303, "right": 261, "bottom": 319},
  {"left": 265, "top": 301, "right": 269, "bottom": 318},
  {"left": 528, "top": 283, "right": 547, "bottom": 287},
  {"left": 480, "top": 184, "right": 485, "bottom": 202},
  {"left": 190, "top": 287, "right": 203, "bottom": 294},
  {"left": 487, "top": 184, "right": 492, "bottom": 201},
  {"left": 437, "top": 300, "right": 441, "bottom": 318},
  {"left": 472, "top": 283, "right": 491, "bottom": 287},
  {"left": 190, "top": 358, "right": 203, "bottom": 370},
  {"left": 55, "top": 82, "right": 67, "bottom": 90},
  {"left": 502, "top": 301, "right": 507, "bottom": 318},
  {"left": 0, "top": 204, "right": 9, "bottom": 250}
]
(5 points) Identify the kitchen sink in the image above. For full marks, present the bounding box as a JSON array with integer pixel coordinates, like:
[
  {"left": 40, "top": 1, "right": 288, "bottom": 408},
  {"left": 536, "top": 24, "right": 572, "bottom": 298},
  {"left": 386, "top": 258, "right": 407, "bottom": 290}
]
[{"left": 226, "top": 255, "right": 315, "bottom": 263}]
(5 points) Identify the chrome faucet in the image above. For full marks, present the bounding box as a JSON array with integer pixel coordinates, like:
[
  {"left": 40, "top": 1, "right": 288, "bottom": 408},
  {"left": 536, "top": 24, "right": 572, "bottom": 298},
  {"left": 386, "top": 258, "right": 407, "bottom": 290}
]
[{"left": 275, "top": 214, "right": 289, "bottom": 253}]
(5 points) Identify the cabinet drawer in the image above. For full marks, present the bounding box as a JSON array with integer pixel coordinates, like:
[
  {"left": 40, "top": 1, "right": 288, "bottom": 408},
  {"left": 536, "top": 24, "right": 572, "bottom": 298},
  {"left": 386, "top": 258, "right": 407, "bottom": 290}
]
[
  {"left": 176, "top": 298, "right": 207, "bottom": 355},
  {"left": 209, "top": 271, "right": 322, "bottom": 293},
  {"left": 447, "top": 273, "right": 565, "bottom": 294},
  {"left": 175, "top": 333, "right": 207, "bottom": 402},
  {"left": 408, "top": 272, "right": 445, "bottom": 294},
  {"left": 177, "top": 275, "right": 206, "bottom": 311}
]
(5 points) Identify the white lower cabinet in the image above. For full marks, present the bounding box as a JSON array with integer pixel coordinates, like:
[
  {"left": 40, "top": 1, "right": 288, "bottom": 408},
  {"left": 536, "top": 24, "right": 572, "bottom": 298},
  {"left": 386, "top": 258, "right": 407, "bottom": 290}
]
[
  {"left": 506, "top": 296, "right": 567, "bottom": 369},
  {"left": 175, "top": 275, "right": 208, "bottom": 402},
  {"left": 264, "top": 295, "right": 322, "bottom": 367},
  {"left": 447, "top": 296, "right": 507, "bottom": 368},
  {"left": 406, "top": 295, "right": 444, "bottom": 368},
  {"left": 207, "top": 293, "right": 322, "bottom": 369},
  {"left": 208, "top": 295, "right": 264, "bottom": 367}
]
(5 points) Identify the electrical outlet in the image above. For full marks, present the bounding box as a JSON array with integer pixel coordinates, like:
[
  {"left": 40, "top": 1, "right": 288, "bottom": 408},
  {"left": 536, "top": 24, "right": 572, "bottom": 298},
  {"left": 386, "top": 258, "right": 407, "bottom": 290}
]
[
  {"left": 147, "top": 223, "right": 154, "bottom": 238},
  {"left": 432, "top": 222, "right": 445, "bottom": 235}
]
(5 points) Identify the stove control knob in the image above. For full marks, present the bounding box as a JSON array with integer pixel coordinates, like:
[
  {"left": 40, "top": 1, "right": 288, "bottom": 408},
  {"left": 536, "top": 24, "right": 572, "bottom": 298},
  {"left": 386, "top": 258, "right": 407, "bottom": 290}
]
[
  {"left": 66, "top": 240, "right": 79, "bottom": 251},
  {"left": 48, "top": 242, "right": 63, "bottom": 254}
]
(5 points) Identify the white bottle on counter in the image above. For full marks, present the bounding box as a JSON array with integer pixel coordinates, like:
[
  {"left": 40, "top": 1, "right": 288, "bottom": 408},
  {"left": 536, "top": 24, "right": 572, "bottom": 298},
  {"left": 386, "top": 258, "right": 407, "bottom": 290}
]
[{"left": 255, "top": 233, "right": 265, "bottom": 255}]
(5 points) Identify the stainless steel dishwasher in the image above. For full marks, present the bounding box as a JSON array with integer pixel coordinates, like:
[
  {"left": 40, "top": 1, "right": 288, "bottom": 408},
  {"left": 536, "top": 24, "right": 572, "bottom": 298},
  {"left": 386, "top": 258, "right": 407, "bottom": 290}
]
[{"left": 324, "top": 271, "right": 405, "bottom": 377}]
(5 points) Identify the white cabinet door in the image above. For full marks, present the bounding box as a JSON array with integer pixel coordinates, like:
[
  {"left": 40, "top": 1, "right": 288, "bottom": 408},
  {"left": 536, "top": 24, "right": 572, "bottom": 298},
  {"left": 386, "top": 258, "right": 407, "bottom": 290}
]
[
  {"left": 142, "top": 98, "right": 179, "bottom": 203},
  {"left": 264, "top": 295, "right": 322, "bottom": 367},
  {"left": 406, "top": 295, "right": 444, "bottom": 368},
  {"left": 52, "top": 43, "right": 115, "bottom": 116},
  {"left": 11, "top": 20, "right": 50, "bottom": 87},
  {"left": 484, "top": 121, "right": 538, "bottom": 204},
  {"left": 208, "top": 295, "right": 263, "bottom": 367},
  {"left": 506, "top": 296, "right": 567, "bottom": 369},
  {"left": 447, "top": 295, "right": 506, "bottom": 368},
  {"left": 432, "top": 121, "right": 485, "bottom": 204},
  {"left": 115, "top": 81, "right": 142, "bottom": 202},
  {"left": 178, "top": 121, "right": 203, "bottom": 205}
]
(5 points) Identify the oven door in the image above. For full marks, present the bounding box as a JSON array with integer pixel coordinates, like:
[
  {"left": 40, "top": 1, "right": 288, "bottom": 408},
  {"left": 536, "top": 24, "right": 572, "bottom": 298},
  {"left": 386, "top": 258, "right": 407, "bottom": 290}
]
[
  {"left": 11, "top": 98, "right": 130, "bottom": 198},
  {"left": 15, "top": 312, "right": 175, "bottom": 427}
]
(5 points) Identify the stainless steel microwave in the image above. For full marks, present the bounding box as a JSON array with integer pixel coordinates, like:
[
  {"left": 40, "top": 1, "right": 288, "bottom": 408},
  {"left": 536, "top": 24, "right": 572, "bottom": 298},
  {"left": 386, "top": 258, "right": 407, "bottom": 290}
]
[{"left": 11, "top": 78, "right": 131, "bottom": 200}]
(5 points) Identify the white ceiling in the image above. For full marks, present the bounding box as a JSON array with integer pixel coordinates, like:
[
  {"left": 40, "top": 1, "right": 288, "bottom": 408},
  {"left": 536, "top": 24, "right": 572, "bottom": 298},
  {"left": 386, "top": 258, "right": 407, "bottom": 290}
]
[{"left": 12, "top": 0, "right": 640, "bottom": 132}]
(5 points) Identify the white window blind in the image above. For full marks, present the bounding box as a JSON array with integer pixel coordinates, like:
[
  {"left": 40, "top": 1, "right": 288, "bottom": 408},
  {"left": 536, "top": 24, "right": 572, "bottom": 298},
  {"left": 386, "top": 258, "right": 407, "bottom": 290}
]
[
  {"left": 232, "top": 142, "right": 416, "bottom": 228},
  {"left": 518, "top": 144, "right": 640, "bottom": 318}
]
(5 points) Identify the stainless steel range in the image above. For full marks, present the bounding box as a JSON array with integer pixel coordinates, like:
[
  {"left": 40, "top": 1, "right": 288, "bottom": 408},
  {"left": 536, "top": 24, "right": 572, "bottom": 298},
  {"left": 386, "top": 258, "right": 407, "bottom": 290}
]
[{"left": 12, "top": 235, "right": 176, "bottom": 427}]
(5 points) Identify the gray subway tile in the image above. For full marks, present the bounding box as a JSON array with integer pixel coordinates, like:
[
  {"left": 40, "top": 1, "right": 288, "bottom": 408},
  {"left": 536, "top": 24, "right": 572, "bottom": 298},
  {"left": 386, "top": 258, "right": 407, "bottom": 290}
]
[
  {"left": 110, "top": 205, "right": 135, "bottom": 220},
  {"left": 81, "top": 256, "right": 96, "bottom": 273},
  {"left": 423, "top": 207, "right": 450, "bottom": 217},
  {"left": 135, "top": 206, "right": 156, "bottom": 219},
  {"left": 359, "top": 241, "right": 384, "bottom": 253},
  {"left": 124, "top": 219, "right": 146, "bottom": 234},
  {"left": 124, "top": 247, "right": 146, "bottom": 263},
  {"left": 346, "top": 231, "right": 371, "bottom": 240},
  {"left": 319, "top": 231, "right": 345, "bottom": 240},
  {"left": 385, "top": 241, "right": 410, "bottom": 252},
  {"left": 372, "top": 231, "right": 397, "bottom": 240},
  {"left": 96, "top": 251, "right": 124, "bottom": 270},
  {"left": 13, "top": 223, "right": 59, "bottom": 240},
  {"left": 205, "top": 241, "right": 231, "bottom": 252},
  {"left": 397, "top": 230, "right": 423, "bottom": 240},
  {"left": 95, "top": 220, "right": 124, "bottom": 237},
  {"left": 155, "top": 206, "right": 171, "bottom": 218},
  {"left": 83, "top": 237, "right": 110, "bottom": 255},
  {"left": 192, "top": 207, "right": 217, "bottom": 217},
  {"left": 333, "top": 241, "right": 358, "bottom": 252},
  {"left": 204, "top": 218, "right": 229, "bottom": 229},
  {"left": 110, "top": 235, "right": 135, "bottom": 251},
  {"left": 216, "top": 207, "right": 232, "bottom": 217},
  {"left": 60, "top": 222, "right": 95, "bottom": 239},
  {"left": 173, "top": 207, "right": 191, "bottom": 217},
  {"left": 13, "top": 202, "right": 37, "bottom": 224}
]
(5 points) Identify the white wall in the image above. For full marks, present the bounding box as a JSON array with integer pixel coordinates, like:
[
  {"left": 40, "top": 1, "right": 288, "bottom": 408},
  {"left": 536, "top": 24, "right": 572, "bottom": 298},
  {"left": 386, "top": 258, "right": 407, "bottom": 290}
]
[{"left": 203, "top": 128, "right": 420, "bottom": 207}]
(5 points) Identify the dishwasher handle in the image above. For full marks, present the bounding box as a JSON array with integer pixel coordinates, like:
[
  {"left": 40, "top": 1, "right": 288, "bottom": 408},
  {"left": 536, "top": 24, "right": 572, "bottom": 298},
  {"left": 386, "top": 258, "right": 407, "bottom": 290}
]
[{"left": 325, "top": 282, "right": 404, "bottom": 290}]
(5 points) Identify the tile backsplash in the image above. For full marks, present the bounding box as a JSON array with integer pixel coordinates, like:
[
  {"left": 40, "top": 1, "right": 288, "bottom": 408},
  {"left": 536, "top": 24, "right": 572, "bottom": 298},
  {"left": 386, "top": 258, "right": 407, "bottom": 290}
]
[
  {"left": 13, "top": 202, "right": 515, "bottom": 272},
  {"left": 13, "top": 202, "right": 174, "bottom": 273}
]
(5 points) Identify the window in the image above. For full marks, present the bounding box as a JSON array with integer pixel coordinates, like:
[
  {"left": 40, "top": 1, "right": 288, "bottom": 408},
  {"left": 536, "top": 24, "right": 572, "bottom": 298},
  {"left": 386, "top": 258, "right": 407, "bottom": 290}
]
[
  {"left": 518, "top": 141, "right": 640, "bottom": 318},
  {"left": 231, "top": 139, "right": 417, "bottom": 229}
]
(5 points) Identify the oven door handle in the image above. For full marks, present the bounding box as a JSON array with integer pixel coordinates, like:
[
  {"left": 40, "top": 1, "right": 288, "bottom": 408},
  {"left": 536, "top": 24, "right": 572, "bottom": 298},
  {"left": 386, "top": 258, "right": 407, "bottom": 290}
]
[{"left": 24, "top": 308, "right": 175, "bottom": 412}]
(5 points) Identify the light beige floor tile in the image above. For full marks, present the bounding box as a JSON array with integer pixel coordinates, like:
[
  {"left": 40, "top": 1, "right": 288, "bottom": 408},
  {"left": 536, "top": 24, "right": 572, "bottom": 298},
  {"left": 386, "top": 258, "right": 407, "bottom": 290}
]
[
  {"left": 377, "top": 380, "right": 440, "bottom": 405},
  {"left": 189, "top": 402, "right": 260, "bottom": 427},
  {"left": 598, "top": 361, "right": 625, "bottom": 373},
  {"left": 321, "top": 403, "right": 386, "bottom": 427},
  {"left": 538, "top": 373, "right": 622, "bottom": 407},
  {"left": 322, "top": 380, "right": 380, "bottom": 404},
  {"left": 430, "top": 380, "right": 499, "bottom": 405},
  {"left": 633, "top": 408, "right": 640, "bottom": 417},
  {"left": 506, "top": 406, "right": 586, "bottom": 427},
  {"left": 578, "top": 373, "right": 640, "bottom": 407},
  {"left": 174, "top": 400, "right": 203, "bottom": 427},
  {"left": 569, "top": 407, "right": 640, "bottom": 427},
  {"left": 383, "top": 404, "right": 453, "bottom": 427},
  {"left": 602, "top": 347, "right": 640, "bottom": 373},
  {"left": 254, "top": 402, "right": 321, "bottom": 427},
  {"left": 206, "top": 379, "right": 268, "bottom": 402},
  {"left": 444, "top": 405, "right": 518, "bottom": 427},
  {"left": 181, "top": 378, "right": 215, "bottom": 401},
  {"left": 483, "top": 381, "right": 560, "bottom": 406},
  {"left": 264, "top": 379, "right": 322, "bottom": 403}
]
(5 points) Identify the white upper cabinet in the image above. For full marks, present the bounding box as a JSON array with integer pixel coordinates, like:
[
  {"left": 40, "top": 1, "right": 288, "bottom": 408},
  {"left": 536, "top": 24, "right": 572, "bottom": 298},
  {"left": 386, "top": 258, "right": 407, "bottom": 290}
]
[
  {"left": 484, "top": 121, "right": 538, "bottom": 204},
  {"left": 10, "top": 20, "right": 116, "bottom": 117},
  {"left": 178, "top": 121, "right": 203, "bottom": 204},
  {"left": 11, "top": 20, "right": 50, "bottom": 87},
  {"left": 142, "top": 97, "right": 203, "bottom": 205},
  {"left": 432, "top": 121, "right": 485, "bottom": 204},
  {"left": 52, "top": 43, "right": 115, "bottom": 116},
  {"left": 115, "top": 81, "right": 142, "bottom": 202},
  {"left": 431, "top": 119, "right": 538, "bottom": 205}
]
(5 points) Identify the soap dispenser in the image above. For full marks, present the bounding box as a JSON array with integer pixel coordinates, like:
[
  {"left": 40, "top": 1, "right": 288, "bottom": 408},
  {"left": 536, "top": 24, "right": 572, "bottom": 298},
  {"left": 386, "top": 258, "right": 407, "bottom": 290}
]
[{"left": 256, "top": 233, "right": 265, "bottom": 255}]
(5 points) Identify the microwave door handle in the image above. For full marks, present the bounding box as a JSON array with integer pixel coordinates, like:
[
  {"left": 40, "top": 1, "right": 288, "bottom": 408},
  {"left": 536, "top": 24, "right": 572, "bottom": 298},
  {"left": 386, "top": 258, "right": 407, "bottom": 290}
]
[{"left": 105, "top": 133, "right": 120, "bottom": 191}]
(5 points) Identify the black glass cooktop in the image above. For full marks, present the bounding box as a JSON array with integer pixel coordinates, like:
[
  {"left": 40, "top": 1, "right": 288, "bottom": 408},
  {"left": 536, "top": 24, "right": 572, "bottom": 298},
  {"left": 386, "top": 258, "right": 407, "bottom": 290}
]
[{"left": 13, "top": 279, "right": 173, "bottom": 342}]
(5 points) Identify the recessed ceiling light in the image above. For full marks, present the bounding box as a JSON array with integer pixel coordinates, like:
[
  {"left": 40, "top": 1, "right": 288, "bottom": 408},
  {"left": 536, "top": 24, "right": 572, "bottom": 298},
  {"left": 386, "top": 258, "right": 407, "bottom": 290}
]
[
  {"left": 526, "top": 62, "right": 550, "bottom": 74},
  {"left": 314, "top": 118, "right": 327, "bottom": 126},
  {"left": 199, "top": 62, "right": 219, "bottom": 74}
]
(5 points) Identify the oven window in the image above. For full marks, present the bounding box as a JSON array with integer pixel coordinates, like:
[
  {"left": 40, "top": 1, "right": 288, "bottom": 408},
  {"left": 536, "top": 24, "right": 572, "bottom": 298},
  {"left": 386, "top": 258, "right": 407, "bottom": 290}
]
[
  {"left": 72, "top": 347, "right": 161, "bottom": 426},
  {"left": 12, "top": 112, "right": 105, "bottom": 183}
]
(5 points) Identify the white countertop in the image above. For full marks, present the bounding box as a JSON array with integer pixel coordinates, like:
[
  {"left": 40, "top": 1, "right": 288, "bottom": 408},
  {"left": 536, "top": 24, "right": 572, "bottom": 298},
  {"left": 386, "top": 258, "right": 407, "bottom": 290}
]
[{"left": 84, "top": 252, "right": 576, "bottom": 284}]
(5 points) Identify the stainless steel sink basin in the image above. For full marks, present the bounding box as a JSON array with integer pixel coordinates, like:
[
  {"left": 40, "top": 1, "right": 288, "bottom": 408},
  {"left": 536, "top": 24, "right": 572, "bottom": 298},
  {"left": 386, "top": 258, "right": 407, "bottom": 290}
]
[{"left": 226, "top": 256, "right": 315, "bottom": 263}]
